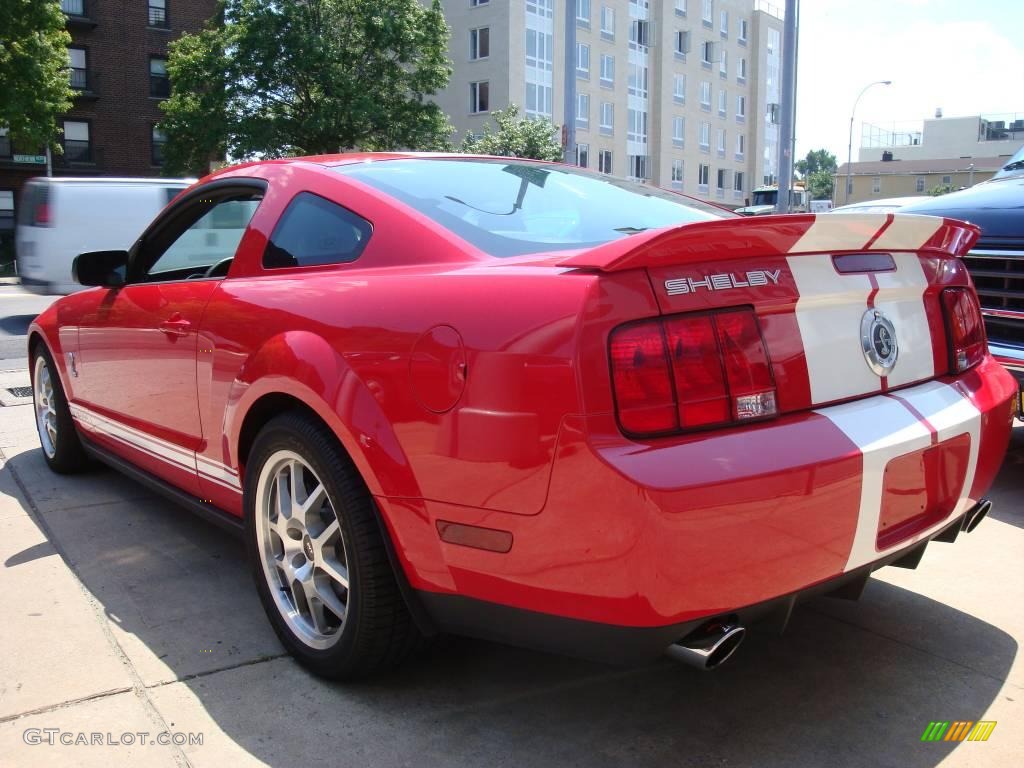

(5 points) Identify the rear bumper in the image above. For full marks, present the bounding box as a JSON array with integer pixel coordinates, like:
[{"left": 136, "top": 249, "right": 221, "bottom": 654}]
[{"left": 396, "top": 356, "right": 1015, "bottom": 633}]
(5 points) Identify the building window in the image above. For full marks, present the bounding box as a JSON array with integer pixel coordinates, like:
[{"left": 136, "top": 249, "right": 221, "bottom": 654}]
[
  {"left": 576, "top": 0, "right": 590, "bottom": 25},
  {"left": 717, "top": 128, "right": 726, "bottom": 157},
  {"left": 525, "top": 2, "right": 554, "bottom": 119},
  {"left": 942, "top": 175, "right": 952, "bottom": 185},
  {"left": 675, "top": 0, "right": 687, "bottom": 15},
  {"left": 738, "top": 57, "right": 747, "bottom": 81},
  {"left": 577, "top": 93, "right": 590, "bottom": 128},
  {"left": 471, "top": 0, "right": 489, "bottom": 6},
  {"left": 701, "top": 41, "right": 714, "bottom": 66},
  {"left": 719, "top": 49, "right": 728, "bottom": 77},
  {"left": 702, "top": 0, "right": 713, "bottom": 25},
  {"left": 470, "top": 27, "right": 490, "bottom": 60},
  {"left": 700, "top": 80, "right": 711, "bottom": 109},
  {"left": 872, "top": 176, "right": 881, "bottom": 193},
  {"left": 735, "top": 133, "right": 745, "bottom": 159},
  {"left": 151, "top": 125, "right": 166, "bottom": 166},
  {"left": 68, "top": 47, "right": 88, "bottom": 90},
  {"left": 62, "top": 120, "right": 91, "bottom": 162},
  {"left": 698, "top": 162, "right": 710, "bottom": 190},
  {"left": 0, "top": 190, "right": 14, "bottom": 232},
  {"left": 738, "top": 18, "right": 748, "bottom": 42},
  {"left": 720, "top": 9, "right": 729, "bottom": 36},
  {"left": 674, "top": 30, "right": 689, "bottom": 57},
  {"left": 148, "top": 0, "right": 168, "bottom": 28},
  {"left": 673, "top": 74, "right": 686, "bottom": 103},
  {"left": 734, "top": 171, "right": 745, "bottom": 192},
  {"left": 631, "top": 19, "right": 650, "bottom": 47},
  {"left": 61, "top": 0, "right": 85, "bottom": 16},
  {"left": 576, "top": 142, "right": 590, "bottom": 168},
  {"left": 576, "top": 43, "right": 590, "bottom": 78},
  {"left": 699, "top": 121, "right": 710, "bottom": 151},
  {"left": 716, "top": 168, "right": 727, "bottom": 191},
  {"left": 600, "top": 5, "right": 615, "bottom": 37},
  {"left": 0, "top": 128, "right": 11, "bottom": 158},
  {"left": 736, "top": 95, "right": 746, "bottom": 119},
  {"left": 628, "top": 154, "right": 648, "bottom": 181},
  {"left": 149, "top": 57, "right": 169, "bottom": 98},
  {"left": 600, "top": 101, "right": 614, "bottom": 135},
  {"left": 599, "top": 149, "right": 613, "bottom": 174},
  {"left": 671, "top": 159, "right": 684, "bottom": 186},
  {"left": 672, "top": 116, "right": 685, "bottom": 147},
  {"left": 627, "top": 108, "right": 647, "bottom": 144},
  {"left": 600, "top": 54, "right": 615, "bottom": 86},
  {"left": 469, "top": 81, "right": 489, "bottom": 113},
  {"left": 718, "top": 88, "right": 727, "bottom": 117},
  {"left": 916, "top": 176, "right": 926, "bottom": 193}
]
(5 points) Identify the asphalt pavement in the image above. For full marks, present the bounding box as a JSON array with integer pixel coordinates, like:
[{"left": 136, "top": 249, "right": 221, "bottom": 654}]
[
  {"left": 0, "top": 283, "right": 1021, "bottom": 767},
  {"left": 0, "top": 282, "right": 58, "bottom": 368}
]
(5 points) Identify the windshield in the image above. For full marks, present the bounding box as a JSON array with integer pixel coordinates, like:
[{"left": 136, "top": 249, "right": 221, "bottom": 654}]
[
  {"left": 751, "top": 190, "right": 777, "bottom": 206},
  {"left": 994, "top": 144, "right": 1024, "bottom": 180},
  {"left": 334, "top": 158, "right": 730, "bottom": 257}
]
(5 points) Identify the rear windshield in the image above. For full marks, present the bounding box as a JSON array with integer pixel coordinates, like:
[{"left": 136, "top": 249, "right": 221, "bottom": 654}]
[{"left": 334, "top": 158, "right": 730, "bottom": 257}]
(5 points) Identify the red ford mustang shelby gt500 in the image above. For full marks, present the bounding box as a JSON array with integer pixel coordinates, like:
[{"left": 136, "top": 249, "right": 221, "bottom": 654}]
[{"left": 28, "top": 155, "right": 1015, "bottom": 678}]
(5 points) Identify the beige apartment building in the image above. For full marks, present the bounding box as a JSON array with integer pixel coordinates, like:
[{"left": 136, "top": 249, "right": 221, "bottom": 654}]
[
  {"left": 834, "top": 157, "right": 1002, "bottom": 207},
  {"left": 430, "top": 0, "right": 784, "bottom": 206}
]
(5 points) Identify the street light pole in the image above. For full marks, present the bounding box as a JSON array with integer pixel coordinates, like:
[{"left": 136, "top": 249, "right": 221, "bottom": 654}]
[{"left": 845, "top": 80, "right": 892, "bottom": 204}]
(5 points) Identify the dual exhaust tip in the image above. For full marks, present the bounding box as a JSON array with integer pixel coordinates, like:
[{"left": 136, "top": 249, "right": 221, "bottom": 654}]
[
  {"left": 665, "top": 499, "right": 993, "bottom": 672},
  {"left": 665, "top": 618, "right": 746, "bottom": 671}
]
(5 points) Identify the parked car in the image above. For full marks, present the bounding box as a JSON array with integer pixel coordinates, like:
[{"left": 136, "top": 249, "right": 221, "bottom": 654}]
[
  {"left": 16, "top": 177, "right": 193, "bottom": 294},
  {"left": 28, "top": 155, "right": 1014, "bottom": 679},
  {"left": 831, "top": 196, "right": 931, "bottom": 214},
  {"left": 900, "top": 147, "right": 1024, "bottom": 383}
]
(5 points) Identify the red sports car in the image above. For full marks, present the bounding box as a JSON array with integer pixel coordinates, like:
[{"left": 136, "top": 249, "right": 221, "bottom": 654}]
[{"left": 28, "top": 154, "right": 1015, "bottom": 678}]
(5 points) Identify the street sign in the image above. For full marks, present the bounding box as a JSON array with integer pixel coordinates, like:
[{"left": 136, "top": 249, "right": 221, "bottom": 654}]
[{"left": 13, "top": 154, "right": 46, "bottom": 164}]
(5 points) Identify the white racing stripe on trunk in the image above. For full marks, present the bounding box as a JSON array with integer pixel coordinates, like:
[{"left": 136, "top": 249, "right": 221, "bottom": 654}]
[
  {"left": 872, "top": 252, "right": 935, "bottom": 388},
  {"left": 815, "top": 381, "right": 981, "bottom": 572},
  {"left": 786, "top": 213, "right": 889, "bottom": 254},
  {"left": 869, "top": 215, "right": 943, "bottom": 252},
  {"left": 788, "top": 254, "right": 879, "bottom": 403}
]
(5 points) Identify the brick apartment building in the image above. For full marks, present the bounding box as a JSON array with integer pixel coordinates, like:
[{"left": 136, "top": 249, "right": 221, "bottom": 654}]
[{"left": 0, "top": 0, "right": 217, "bottom": 261}]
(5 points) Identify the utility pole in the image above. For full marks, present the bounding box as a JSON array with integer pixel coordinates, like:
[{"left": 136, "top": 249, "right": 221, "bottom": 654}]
[
  {"left": 563, "top": 2, "right": 577, "bottom": 165},
  {"left": 775, "top": 0, "right": 798, "bottom": 213}
]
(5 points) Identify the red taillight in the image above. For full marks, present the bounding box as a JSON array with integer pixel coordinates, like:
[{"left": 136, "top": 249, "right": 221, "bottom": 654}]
[
  {"left": 942, "top": 287, "right": 987, "bottom": 373},
  {"left": 610, "top": 308, "right": 777, "bottom": 437},
  {"left": 34, "top": 202, "right": 51, "bottom": 226}
]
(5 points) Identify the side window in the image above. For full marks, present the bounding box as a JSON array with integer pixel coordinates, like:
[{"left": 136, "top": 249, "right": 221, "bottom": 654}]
[
  {"left": 144, "top": 196, "right": 261, "bottom": 281},
  {"left": 263, "top": 192, "right": 372, "bottom": 269}
]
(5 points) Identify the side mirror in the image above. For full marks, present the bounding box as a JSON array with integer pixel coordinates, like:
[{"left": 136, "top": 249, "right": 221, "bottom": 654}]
[{"left": 73, "top": 250, "right": 128, "bottom": 288}]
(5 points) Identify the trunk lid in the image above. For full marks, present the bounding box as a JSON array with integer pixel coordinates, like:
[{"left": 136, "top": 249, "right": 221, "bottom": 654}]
[{"left": 565, "top": 213, "right": 980, "bottom": 413}]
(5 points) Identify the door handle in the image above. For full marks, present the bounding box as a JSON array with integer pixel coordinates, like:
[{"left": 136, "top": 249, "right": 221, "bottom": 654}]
[{"left": 159, "top": 316, "right": 191, "bottom": 337}]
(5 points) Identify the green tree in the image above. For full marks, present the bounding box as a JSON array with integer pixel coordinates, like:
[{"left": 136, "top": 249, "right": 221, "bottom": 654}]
[
  {"left": 795, "top": 148, "right": 838, "bottom": 179},
  {"left": 159, "top": 0, "right": 453, "bottom": 175},
  {"left": 0, "top": 0, "right": 74, "bottom": 151},
  {"left": 806, "top": 169, "right": 834, "bottom": 200},
  {"left": 929, "top": 183, "right": 956, "bottom": 196},
  {"left": 459, "top": 105, "right": 563, "bottom": 161}
]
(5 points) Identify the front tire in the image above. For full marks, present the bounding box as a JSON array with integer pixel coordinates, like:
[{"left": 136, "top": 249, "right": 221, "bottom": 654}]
[
  {"left": 32, "top": 345, "right": 89, "bottom": 474},
  {"left": 244, "top": 412, "right": 422, "bottom": 679}
]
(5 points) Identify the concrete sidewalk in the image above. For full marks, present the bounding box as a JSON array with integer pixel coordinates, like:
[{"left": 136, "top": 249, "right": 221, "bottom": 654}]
[{"left": 0, "top": 366, "right": 1022, "bottom": 767}]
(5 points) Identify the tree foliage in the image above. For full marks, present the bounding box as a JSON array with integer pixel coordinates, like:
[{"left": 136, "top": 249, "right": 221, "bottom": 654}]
[
  {"left": 160, "top": 0, "right": 453, "bottom": 175},
  {"left": 0, "top": 0, "right": 74, "bottom": 150},
  {"left": 459, "top": 105, "right": 563, "bottom": 161},
  {"left": 795, "top": 148, "right": 838, "bottom": 178},
  {"left": 805, "top": 169, "right": 834, "bottom": 200},
  {"left": 929, "top": 183, "right": 957, "bottom": 196}
]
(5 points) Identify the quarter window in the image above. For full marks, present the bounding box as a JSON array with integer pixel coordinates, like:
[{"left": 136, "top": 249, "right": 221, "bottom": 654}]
[{"left": 264, "top": 193, "right": 372, "bottom": 269}]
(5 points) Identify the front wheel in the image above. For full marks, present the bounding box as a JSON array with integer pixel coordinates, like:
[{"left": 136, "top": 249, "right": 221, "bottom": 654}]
[
  {"left": 32, "top": 345, "right": 88, "bottom": 474},
  {"left": 244, "top": 412, "right": 422, "bottom": 679}
]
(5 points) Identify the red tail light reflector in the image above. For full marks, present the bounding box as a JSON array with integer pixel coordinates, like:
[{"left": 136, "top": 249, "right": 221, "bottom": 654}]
[
  {"left": 941, "top": 287, "right": 986, "bottom": 373},
  {"left": 610, "top": 308, "right": 777, "bottom": 437}
]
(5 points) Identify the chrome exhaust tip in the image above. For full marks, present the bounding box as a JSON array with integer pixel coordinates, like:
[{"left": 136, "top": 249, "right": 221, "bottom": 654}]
[
  {"left": 666, "top": 619, "right": 746, "bottom": 671},
  {"left": 962, "top": 499, "right": 992, "bottom": 534}
]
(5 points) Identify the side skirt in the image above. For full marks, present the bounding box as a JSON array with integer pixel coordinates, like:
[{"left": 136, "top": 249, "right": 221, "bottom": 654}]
[{"left": 81, "top": 437, "right": 243, "bottom": 537}]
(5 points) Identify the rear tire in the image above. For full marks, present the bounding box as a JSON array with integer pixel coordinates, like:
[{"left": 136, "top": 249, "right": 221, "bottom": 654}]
[
  {"left": 32, "top": 344, "right": 89, "bottom": 474},
  {"left": 244, "top": 412, "right": 423, "bottom": 680}
]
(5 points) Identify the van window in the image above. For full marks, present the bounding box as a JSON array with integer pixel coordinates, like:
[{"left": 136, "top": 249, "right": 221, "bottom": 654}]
[{"left": 263, "top": 192, "right": 372, "bottom": 269}]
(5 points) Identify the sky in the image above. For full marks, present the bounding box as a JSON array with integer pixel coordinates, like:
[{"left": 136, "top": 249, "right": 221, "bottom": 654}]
[{"left": 794, "top": 0, "right": 1024, "bottom": 163}]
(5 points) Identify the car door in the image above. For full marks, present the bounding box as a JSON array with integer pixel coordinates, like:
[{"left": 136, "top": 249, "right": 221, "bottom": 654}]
[{"left": 74, "top": 183, "right": 264, "bottom": 494}]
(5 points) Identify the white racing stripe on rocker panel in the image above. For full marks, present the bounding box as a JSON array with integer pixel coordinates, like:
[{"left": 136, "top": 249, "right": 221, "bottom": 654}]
[{"left": 815, "top": 381, "right": 981, "bottom": 572}]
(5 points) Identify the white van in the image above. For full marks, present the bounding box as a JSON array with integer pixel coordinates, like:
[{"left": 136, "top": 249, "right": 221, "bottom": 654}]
[{"left": 15, "top": 177, "right": 193, "bottom": 294}]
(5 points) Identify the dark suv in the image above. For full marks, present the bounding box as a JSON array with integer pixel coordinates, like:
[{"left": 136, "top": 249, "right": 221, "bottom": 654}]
[{"left": 901, "top": 146, "right": 1024, "bottom": 380}]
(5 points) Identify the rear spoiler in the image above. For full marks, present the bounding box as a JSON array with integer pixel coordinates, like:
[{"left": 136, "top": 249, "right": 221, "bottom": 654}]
[{"left": 557, "top": 213, "right": 980, "bottom": 272}]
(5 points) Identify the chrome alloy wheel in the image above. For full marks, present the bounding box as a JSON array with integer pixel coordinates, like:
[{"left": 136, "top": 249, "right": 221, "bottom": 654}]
[
  {"left": 254, "top": 450, "right": 350, "bottom": 649},
  {"left": 33, "top": 355, "right": 58, "bottom": 459}
]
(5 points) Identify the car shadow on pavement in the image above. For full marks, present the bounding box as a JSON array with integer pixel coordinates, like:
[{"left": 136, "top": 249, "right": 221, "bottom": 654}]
[
  {"left": 4, "top": 444, "right": 1018, "bottom": 768},
  {"left": 989, "top": 422, "right": 1024, "bottom": 530},
  {"left": 0, "top": 314, "right": 38, "bottom": 336}
]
